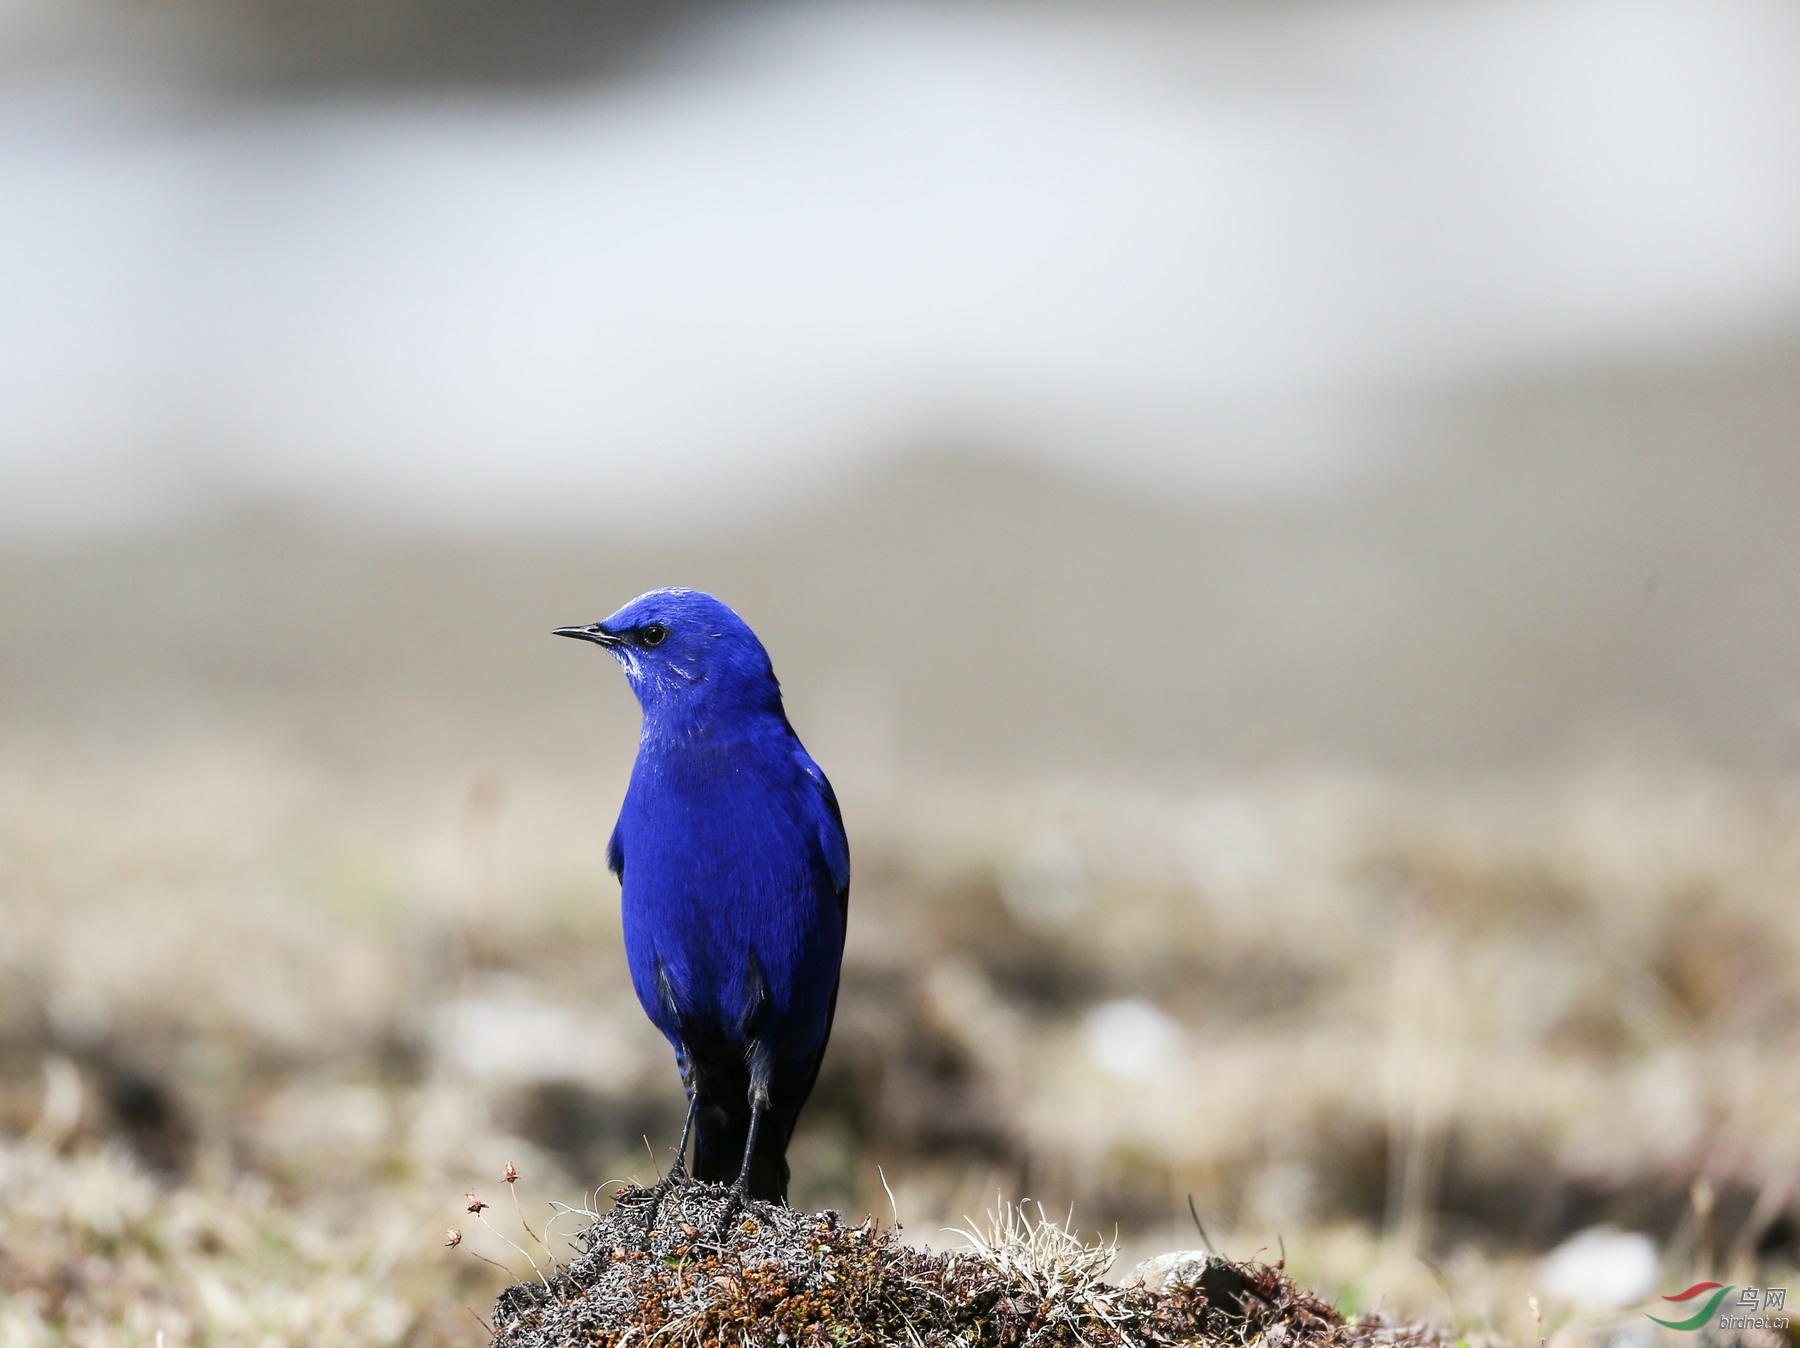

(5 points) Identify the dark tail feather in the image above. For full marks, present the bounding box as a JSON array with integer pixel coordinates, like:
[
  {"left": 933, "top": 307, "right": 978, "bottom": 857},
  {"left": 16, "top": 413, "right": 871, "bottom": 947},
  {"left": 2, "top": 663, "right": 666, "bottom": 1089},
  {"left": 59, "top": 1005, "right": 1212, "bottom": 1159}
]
[{"left": 691, "top": 1105, "right": 791, "bottom": 1203}]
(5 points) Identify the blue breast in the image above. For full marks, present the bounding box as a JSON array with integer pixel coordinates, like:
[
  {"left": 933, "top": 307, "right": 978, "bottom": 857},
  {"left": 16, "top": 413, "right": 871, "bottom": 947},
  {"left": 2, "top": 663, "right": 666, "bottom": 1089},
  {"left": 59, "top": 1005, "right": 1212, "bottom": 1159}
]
[{"left": 611, "top": 728, "right": 847, "bottom": 1067}]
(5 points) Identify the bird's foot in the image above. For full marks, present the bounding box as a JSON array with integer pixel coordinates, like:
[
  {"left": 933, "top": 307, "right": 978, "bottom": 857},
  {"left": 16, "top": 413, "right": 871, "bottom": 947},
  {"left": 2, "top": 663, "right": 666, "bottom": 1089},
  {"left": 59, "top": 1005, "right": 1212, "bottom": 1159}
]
[
  {"left": 707, "top": 1184, "right": 779, "bottom": 1242},
  {"left": 707, "top": 1183, "right": 750, "bottom": 1241},
  {"left": 626, "top": 1165, "right": 690, "bottom": 1233}
]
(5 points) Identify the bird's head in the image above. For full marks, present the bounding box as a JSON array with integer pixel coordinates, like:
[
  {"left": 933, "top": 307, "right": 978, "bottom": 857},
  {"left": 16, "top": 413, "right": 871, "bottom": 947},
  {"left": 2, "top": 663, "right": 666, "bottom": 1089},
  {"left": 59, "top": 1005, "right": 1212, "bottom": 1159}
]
[{"left": 555, "top": 588, "right": 783, "bottom": 727}]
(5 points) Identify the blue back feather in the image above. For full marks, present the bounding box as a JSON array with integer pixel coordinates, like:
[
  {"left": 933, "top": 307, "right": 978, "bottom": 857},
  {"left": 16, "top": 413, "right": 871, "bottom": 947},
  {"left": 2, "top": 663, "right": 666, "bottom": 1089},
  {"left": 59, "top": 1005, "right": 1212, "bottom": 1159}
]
[{"left": 586, "top": 589, "right": 849, "bottom": 1099}]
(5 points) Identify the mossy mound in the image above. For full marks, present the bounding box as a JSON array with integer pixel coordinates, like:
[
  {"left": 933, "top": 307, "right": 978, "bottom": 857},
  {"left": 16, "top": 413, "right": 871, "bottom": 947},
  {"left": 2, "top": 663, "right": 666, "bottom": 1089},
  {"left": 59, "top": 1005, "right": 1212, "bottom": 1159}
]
[{"left": 487, "top": 1182, "right": 1445, "bottom": 1348}]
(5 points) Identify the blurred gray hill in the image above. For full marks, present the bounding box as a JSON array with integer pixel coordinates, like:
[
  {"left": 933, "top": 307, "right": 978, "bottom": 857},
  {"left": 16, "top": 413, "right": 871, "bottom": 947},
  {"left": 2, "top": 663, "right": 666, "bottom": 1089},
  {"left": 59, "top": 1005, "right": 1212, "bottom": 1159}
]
[
  {"left": 5, "top": 328, "right": 1800, "bottom": 779},
  {"left": 4, "top": 0, "right": 733, "bottom": 89},
  {"left": 193, "top": 0, "right": 719, "bottom": 87}
]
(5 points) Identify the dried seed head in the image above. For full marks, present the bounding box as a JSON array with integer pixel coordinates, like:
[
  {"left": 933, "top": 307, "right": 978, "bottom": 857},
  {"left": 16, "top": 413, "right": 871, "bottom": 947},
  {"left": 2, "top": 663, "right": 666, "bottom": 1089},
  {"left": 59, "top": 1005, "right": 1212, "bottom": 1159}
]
[
  {"left": 466, "top": 1192, "right": 488, "bottom": 1213},
  {"left": 503, "top": 1161, "right": 519, "bottom": 1184},
  {"left": 445, "top": 1228, "right": 463, "bottom": 1248}
]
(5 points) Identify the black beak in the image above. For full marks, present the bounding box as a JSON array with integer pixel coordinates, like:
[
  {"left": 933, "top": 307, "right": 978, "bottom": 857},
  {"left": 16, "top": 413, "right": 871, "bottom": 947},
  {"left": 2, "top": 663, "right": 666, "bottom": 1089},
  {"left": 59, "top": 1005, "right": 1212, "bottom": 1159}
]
[{"left": 554, "top": 623, "right": 623, "bottom": 648}]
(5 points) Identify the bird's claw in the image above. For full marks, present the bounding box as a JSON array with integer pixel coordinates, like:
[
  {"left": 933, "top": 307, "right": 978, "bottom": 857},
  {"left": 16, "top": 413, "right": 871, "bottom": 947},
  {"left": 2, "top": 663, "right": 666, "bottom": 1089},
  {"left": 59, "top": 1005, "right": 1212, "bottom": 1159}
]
[
  {"left": 708, "top": 1184, "right": 752, "bottom": 1240},
  {"left": 707, "top": 1185, "right": 777, "bottom": 1242},
  {"left": 628, "top": 1166, "right": 690, "bottom": 1233}
]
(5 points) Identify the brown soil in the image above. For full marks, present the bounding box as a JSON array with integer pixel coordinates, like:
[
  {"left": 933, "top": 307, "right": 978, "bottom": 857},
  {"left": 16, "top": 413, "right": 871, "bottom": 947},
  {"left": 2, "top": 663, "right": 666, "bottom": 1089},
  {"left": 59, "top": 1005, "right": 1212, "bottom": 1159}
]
[{"left": 487, "top": 1181, "right": 1447, "bottom": 1348}]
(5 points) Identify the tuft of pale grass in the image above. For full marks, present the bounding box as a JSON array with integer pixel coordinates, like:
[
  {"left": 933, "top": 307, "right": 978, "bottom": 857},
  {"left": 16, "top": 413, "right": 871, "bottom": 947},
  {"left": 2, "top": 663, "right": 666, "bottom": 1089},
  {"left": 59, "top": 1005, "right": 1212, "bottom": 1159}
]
[
  {"left": 946, "top": 1197, "right": 1148, "bottom": 1344},
  {"left": 949, "top": 1196, "right": 1118, "bottom": 1303}
]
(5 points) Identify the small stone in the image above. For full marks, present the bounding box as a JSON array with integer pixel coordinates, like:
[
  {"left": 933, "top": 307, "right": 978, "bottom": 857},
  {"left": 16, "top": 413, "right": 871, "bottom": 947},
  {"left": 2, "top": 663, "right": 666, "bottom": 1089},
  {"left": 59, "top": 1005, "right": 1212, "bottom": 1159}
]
[
  {"left": 1132, "top": 1248, "right": 1214, "bottom": 1292},
  {"left": 1538, "top": 1226, "right": 1658, "bottom": 1311}
]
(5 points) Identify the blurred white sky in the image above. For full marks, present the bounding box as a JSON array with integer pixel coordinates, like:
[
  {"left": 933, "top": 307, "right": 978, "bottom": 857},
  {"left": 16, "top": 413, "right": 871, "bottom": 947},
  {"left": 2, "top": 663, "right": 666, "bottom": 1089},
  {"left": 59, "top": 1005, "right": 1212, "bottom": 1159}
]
[{"left": 3, "top": 0, "right": 1800, "bottom": 534}]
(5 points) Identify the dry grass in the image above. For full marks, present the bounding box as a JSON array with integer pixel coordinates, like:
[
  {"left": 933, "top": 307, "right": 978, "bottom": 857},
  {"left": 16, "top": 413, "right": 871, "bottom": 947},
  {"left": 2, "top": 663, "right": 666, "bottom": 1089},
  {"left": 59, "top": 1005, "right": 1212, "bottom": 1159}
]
[
  {"left": 0, "top": 1136, "right": 444, "bottom": 1346},
  {"left": 1, "top": 739, "right": 1798, "bottom": 1343},
  {"left": 482, "top": 1181, "right": 1434, "bottom": 1348},
  {"left": 951, "top": 1200, "right": 1120, "bottom": 1307}
]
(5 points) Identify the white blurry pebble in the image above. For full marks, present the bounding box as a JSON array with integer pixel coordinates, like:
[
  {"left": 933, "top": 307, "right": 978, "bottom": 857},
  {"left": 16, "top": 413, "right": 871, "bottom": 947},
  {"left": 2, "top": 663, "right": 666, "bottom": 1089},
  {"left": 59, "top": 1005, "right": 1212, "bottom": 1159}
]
[
  {"left": 1538, "top": 1226, "right": 1659, "bottom": 1310},
  {"left": 1081, "top": 999, "right": 1182, "bottom": 1083}
]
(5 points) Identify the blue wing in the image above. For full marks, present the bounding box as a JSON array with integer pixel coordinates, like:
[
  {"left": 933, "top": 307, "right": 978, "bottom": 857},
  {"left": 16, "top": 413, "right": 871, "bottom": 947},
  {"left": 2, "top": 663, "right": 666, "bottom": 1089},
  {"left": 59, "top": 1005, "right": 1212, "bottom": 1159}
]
[
  {"left": 797, "top": 750, "right": 849, "bottom": 917},
  {"left": 786, "top": 744, "right": 848, "bottom": 1122}
]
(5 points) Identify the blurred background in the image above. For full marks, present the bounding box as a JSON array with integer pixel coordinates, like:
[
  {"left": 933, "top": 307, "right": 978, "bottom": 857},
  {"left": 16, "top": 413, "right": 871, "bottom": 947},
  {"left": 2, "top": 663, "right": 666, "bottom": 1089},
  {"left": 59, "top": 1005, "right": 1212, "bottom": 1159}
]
[{"left": 4, "top": 0, "right": 1800, "bottom": 1343}]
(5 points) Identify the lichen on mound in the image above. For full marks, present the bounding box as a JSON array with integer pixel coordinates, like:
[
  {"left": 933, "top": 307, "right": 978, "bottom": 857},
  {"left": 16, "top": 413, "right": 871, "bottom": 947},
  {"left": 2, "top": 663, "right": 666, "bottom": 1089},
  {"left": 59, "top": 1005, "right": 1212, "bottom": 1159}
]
[{"left": 487, "top": 1181, "right": 1445, "bottom": 1348}]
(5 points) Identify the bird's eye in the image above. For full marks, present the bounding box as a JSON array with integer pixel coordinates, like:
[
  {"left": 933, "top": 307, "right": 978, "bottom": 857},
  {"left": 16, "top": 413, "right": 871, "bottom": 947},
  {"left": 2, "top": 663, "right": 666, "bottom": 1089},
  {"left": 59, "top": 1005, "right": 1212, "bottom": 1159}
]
[{"left": 639, "top": 623, "right": 668, "bottom": 648}]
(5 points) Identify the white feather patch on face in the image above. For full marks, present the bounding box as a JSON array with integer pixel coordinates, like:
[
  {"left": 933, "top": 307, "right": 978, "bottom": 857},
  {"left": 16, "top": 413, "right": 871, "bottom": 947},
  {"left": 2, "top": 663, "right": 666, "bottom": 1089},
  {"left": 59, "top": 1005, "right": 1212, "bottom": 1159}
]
[{"left": 614, "top": 644, "right": 700, "bottom": 696}]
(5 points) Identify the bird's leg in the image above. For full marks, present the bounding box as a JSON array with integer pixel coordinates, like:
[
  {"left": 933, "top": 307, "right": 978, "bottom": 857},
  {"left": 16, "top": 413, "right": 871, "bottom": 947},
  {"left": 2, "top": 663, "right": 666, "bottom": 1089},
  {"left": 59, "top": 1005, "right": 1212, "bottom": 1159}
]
[
  {"left": 711, "top": 1049, "right": 774, "bottom": 1238},
  {"left": 631, "top": 1069, "right": 700, "bottom": 1232},
  {"left": 664, "top": 1089, "right": 698, "bottom": 1185},
  {"left": 708, "top": 1097, "right": 765, "bottom": 1236}
]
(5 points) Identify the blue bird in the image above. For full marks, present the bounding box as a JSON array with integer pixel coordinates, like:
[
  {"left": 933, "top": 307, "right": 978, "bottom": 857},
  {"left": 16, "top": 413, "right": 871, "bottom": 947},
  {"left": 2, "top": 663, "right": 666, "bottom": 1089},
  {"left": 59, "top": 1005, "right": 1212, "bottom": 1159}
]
[{"left": 555, "top": 589, "right": 849, "bottom": 1211}]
